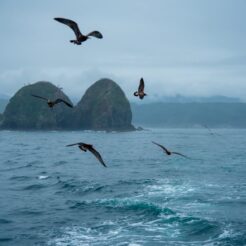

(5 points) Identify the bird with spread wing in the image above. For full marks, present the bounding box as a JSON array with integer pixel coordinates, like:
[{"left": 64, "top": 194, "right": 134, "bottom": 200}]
[
  {"left": 31, "top": 94, "right": 73, "bottom": 108},
  {"left": 202, "top": 124, "right": 222, "bottom": 137},
  {"left": 152, "top": 141, "right": 190, "bottom": 159},
  {"left": 66, "top": 142, "right": 107, "bottom": 167},
  {"left": 54, "top": 17, "right": 103, "bottom": 45}
]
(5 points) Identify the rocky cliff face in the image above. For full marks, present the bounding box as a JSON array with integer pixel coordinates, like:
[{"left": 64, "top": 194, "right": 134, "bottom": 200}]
[
  {"left": 74, "top": 78, "right": 134, "bottom": 131},
  {"left": 1, "top": 79, "right": 134, "bottom": 131},
  {"left": 2, "top": 81, "right": 74, "bottom": 130}
]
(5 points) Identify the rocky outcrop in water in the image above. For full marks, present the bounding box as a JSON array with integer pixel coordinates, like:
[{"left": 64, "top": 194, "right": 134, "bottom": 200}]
[
  {"left": 1, "top": 79, "right": 134, "bottom": 131},
  {"left": 1, "top": 81, "right": 74, "bottom": 130},
  {"left": 74, "top": 78, "right": 134, "bottom": 131}
]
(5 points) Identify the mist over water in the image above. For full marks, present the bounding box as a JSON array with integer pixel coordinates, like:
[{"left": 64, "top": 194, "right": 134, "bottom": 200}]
[{"left": 0, "top": 129, "right": 246, "bottom": 245}]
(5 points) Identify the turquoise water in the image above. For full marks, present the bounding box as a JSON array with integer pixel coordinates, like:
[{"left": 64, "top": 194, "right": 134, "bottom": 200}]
[{"left": 0, "top": 129, "right": 245, "bottom": 245}]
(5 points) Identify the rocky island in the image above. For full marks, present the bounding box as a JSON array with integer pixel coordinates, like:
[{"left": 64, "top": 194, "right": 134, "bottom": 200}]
[
  {"left": 1, "top": 81, "right": 74, "bottom": 130},
  {"left": 1, "top": 79, "right": 135, "bottom": 131},
  {"left": 74, "top": 78, "right": 134, "bottom": 131}
]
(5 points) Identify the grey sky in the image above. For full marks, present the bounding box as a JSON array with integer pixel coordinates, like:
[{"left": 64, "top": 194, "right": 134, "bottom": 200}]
[{"left": 0, "top": 0, "right": 246, "bottom": 102}]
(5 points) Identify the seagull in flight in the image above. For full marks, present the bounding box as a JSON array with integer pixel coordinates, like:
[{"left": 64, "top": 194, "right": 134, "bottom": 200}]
[
  {"left": 66, "top": 142, "right": 107, "bottom": 167},
  {"left": 54, "top": 17, "right": 103, "bottom": 45},
  {"left": 202, "top": 124, "right": 221, "bottom": 137},
  {"left": 152, "top": 141, "right": 190, "bottom": 159},
  {"left": 134, "top": 78, "right": 147, "bottom": 100},
  {"left": 31, "top": 94, "right": 73, "bottom": 108}
]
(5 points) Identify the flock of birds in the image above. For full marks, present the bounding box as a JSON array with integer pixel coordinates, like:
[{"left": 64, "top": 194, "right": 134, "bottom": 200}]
[{"left": 29, "top": 17, "right": 198, "bottom": 167}]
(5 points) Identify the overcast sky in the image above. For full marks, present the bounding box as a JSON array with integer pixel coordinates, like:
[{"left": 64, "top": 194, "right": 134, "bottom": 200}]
[{"left": 0, "top": 0, "right": 246, "bottom": 102}]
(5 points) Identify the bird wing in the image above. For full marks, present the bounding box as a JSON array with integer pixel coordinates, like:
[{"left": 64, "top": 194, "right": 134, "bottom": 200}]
[
  {"left": 86, "top": 145, "right": 107, "bottom": 167},
  {"left": 202, "top": 124, "right": 221, "bottom": 136},
  {"left": 54, "top": 98, "right": 73, "bottom": 108},
  {"left": 203, "top": 124, "right": 213, "bottom": 133},
  {"left": 138, "top": 78, "right": 145, "bottom": 93},
  {"left": 54, "top": 17, "right": 82, "bottom": 39},
  {"left": 172, "top": 152, "right": 190, "bottom": 159},
  {"left": 152, "top": 141, "right": 169, "bottom": 155},
  {"left": 87, "top": 31, "right": 103, "bottom": 39},
  {"left": 66, "top": 142, "right": 84, "bottom": 147},
  {"left": 31, "top": 94, "right": 48, "bottom": 101}
]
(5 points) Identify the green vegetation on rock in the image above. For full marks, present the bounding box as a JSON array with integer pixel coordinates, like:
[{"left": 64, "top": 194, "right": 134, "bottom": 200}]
[
  {"left": 74, "top": 78, "right": 134, "bottom": 131},
  {"left": 1, "top": 79, "right": 134, "bottom": 131},
  {"left": 2, "top": 81, "right": 74, "bottom": 130}
]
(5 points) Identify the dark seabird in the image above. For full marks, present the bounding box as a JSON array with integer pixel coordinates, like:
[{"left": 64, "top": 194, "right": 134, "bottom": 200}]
[
  {"left": 54, "top": 17, "right": 103, "bottom": 45},
  {"left": 202, "top": 124, "right": 221, "bottom": 137},
  {"left": 134, "top": 78, "right": 147, "bottom": 99},
  {"left": 66, "top": 142, "right": 107, "bottom": 167},
  {"left": 31, "top": 94, "right": 73, "bottom": 108},
  {"left": 152, "top": 141, "right": 190, "bottom": 159}
]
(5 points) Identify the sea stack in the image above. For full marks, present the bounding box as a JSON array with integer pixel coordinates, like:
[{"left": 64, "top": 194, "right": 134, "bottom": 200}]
[
  {"left": 1, "top": 81, "right": 73, "bottom": 130},
  {"left": 74, "top": 78, "right": 135, "bottom": 131}
]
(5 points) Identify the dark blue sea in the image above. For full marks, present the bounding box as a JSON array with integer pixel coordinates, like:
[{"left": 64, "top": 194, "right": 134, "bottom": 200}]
[{"left": 0, "top": 129, "right": 246, "bottom": 246}]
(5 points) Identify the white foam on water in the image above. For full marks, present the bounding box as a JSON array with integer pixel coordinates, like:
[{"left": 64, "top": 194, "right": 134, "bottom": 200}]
[
  {"left": 218, "top": 229, "right": 232, "bottom": 239},
  {"left": 217, "top": 224, "right": 240, "bottom": 240},
  {"left": 48, "top": 225, "right": 124, "bottom": 246},
  {"left": 37, "top": 175, "right": 49, "bottom": 180},
  {"left": 144, "top": 179, "right": 195, "bottom": 197},
  {"left": 48, "top": 215, "right": 184, "bottom": 246}
]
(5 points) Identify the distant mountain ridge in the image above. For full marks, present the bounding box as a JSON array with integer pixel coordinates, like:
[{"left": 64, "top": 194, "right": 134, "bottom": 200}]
[
  {"left": 136, "top": 94, "right": 241, "bottom": 104},
  {"left": 0, "top": 93, "right": 10, "bottom": 100},
  {"left": 0, "top": 98, "right": 8, "bottom": 113},
  {"left": 164, "top": 95, "right": 240, "bottom": 103},
  {"left": 132, "top": 102, "right": 246, "bottom": 128}
]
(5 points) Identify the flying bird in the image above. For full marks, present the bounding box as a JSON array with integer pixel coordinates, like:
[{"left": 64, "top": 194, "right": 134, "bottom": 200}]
[
  {"left": 202, "top": 124, "right": 221, "bottom": 137},
  {"left": 66, "top": 142, "right": 107, "bottom": 167},
  {"left": 31, "top": 94, "right": 73, "bottom": 108},
  {"left": 134, "top": 78, "right": 147, "bottom": 99},
  {"left": 54, "top": 17, "right": 103, "bottom": 45},
  {"left": 152, "top": 141, "right": 190, "bottom": 159}
]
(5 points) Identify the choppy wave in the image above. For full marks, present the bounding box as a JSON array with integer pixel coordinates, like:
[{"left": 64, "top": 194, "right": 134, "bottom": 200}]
[
  {"left": 48, "top": 224, "right": 243, "bottom": 246},
  {"left": 22, "top": 184, "right": 47, "bottom": 190},
  {"left": 47, "top": 215, "right": 231, "bottom": 246},
  {"left": 68, "top": 197, "right": 175, "bottom": 216},
  {"left": 1, "top": 129, "right": 246, "bottom": 245}
]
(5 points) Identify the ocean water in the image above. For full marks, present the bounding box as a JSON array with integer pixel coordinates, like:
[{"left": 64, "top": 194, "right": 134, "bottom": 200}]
[{"left": 0, "top": 129, "right": 246, "bottom": 246}]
